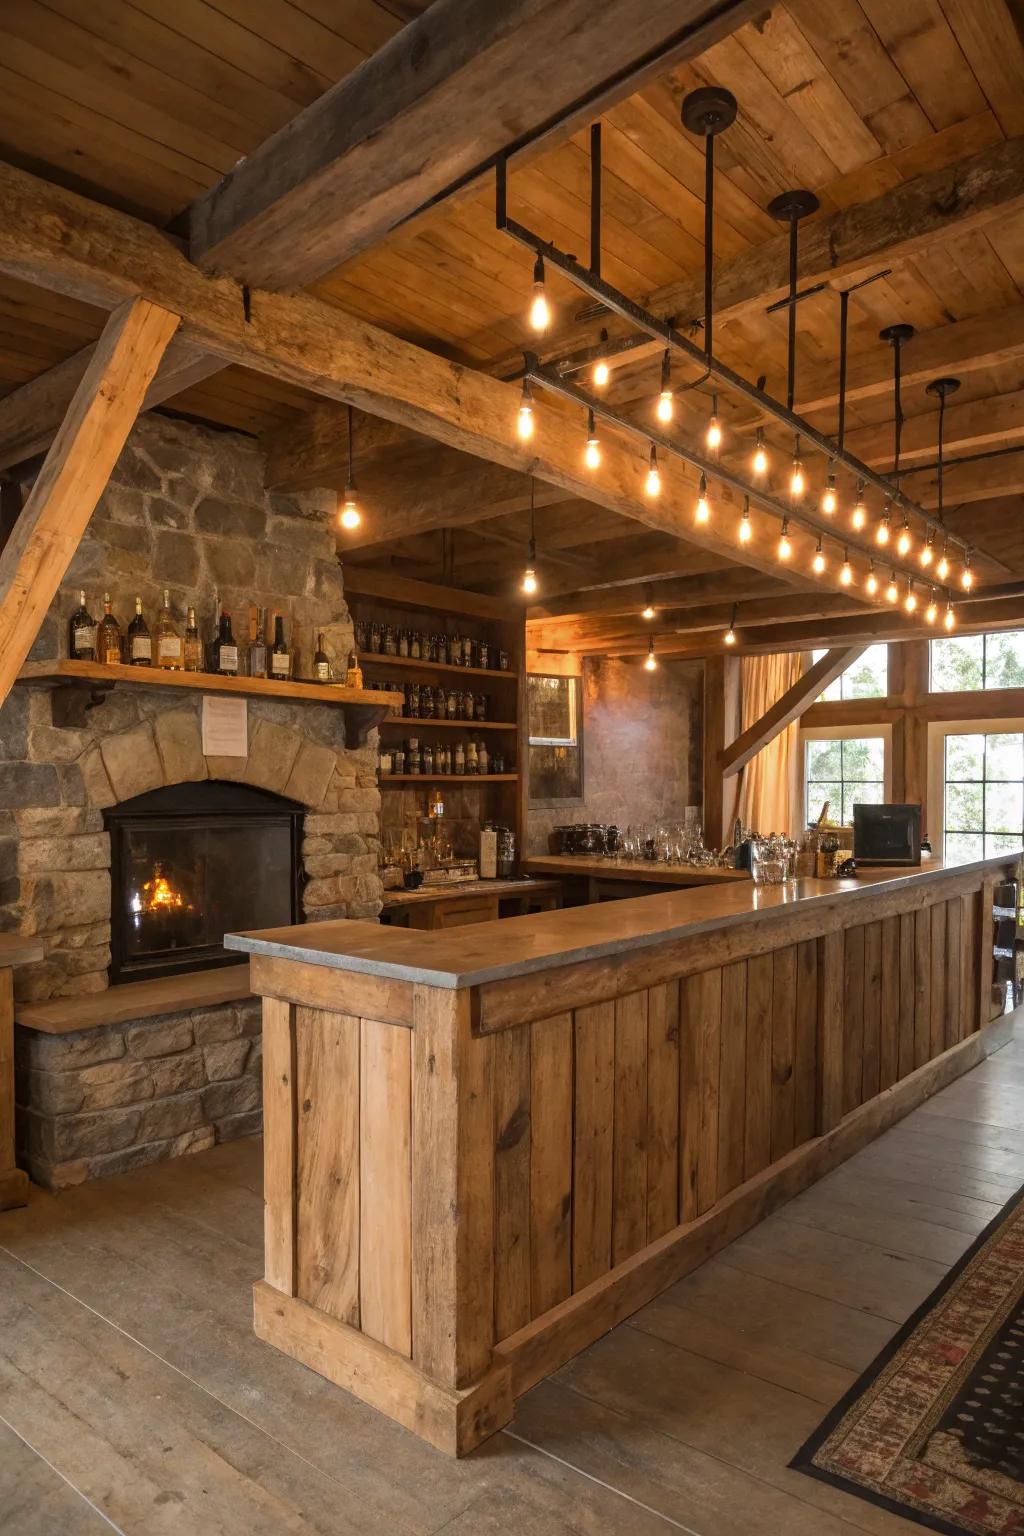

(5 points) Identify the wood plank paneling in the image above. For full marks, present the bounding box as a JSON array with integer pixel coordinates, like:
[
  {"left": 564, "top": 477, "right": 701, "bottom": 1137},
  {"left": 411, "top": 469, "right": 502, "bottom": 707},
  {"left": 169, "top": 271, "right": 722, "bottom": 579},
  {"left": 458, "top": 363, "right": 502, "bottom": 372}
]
[
  {"left": 681, "top": 968, "right": 722, "bottom": 1220},
  {"left": 530, "top": 1013, "right": 573, "bottom": 1315},
  {"left": 945, "top": 897, "right": 962, "bottom": 1051},
  {"left": 743, "top": 952, "right": 773, "bottom": 1178},
  {"left": 817, "top": 930, "right": 844, "bottom": 1134},
  {"left": 295, "top": 1007, "right": 360, "bottom": 1326},
  {"left": 793, "top": 938, "right": 818, "bottom": 1146},
  {"left": 898, "top": 911, "right": 916, "bottom": 1079},
  {"left": 261, "top": 996, "right": 296, "bottom": 1296},
  {"left": 612, "top": 991, "right": 648, "bottom": 1265},
  {"left": 843, "top": 925, "right": 865, "bottom": 1115},
  {"left": 645, "top": 981, "right": 680, "bottom": 1242},
  {"left": 861, "top": 921, "right": 882, "bottom": 1103},
  {"left": 717, "top": 961, "right": 748, "bottom": 1199},
  {"left": 572, "top": 1001, "right": 615, "bottom": 1289},
  {"left": 771, "top": 946, "right": 797, "bottom": 1159},
  {"left": 359, "top": 1019, "right": 411, "bottom": 1356},
  {"left": 914, "top": 907, "right": 932, "bottom": 1070},
  {"left": 493, "top": 1024, "right": 531, "bottom": 1341},
  {"left": 961, "top": 890, "right": 979, "bottom": 1039},
  {"left": 930, "top": 900, "right": 947, "bottom": 1060},
  {"left": 879, "top": 915, "right": 900, "bottom": 1090}
]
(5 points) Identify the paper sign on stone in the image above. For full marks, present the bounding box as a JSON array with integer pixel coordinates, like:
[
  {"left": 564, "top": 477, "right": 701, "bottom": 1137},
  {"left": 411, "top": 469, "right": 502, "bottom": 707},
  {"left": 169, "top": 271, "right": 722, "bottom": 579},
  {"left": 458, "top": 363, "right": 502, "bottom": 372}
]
[{"left": 201, "top": 696, "right": 248, "bottom": 758}]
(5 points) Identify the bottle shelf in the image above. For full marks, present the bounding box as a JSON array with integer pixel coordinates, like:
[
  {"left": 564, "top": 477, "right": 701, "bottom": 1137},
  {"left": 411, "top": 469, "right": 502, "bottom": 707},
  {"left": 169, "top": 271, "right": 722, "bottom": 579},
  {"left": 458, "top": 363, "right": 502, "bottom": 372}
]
[
  {"left": 358, "top": 652, "right": 518, "bottom": 681},
  {"left": 380, "top": 773, "right": 519, "bottom": 784},
  {"left": 377, "top": 716, "right": 518, "bottom": 731}
]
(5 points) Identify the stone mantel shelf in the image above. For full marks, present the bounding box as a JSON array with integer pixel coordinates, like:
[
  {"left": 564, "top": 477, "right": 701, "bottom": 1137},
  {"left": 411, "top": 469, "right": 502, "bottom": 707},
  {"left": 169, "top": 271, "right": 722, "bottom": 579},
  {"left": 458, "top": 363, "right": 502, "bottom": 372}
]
[{"left": 17, "top": 660, "right": 394, "bottom": 744}]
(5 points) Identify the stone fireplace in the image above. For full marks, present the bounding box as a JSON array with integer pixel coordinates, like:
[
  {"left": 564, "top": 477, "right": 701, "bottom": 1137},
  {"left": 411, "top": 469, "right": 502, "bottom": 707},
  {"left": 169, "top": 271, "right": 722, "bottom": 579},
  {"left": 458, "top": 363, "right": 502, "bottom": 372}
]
[{"left": 1, "top": 413, "right": 383, "bottom": 1190}]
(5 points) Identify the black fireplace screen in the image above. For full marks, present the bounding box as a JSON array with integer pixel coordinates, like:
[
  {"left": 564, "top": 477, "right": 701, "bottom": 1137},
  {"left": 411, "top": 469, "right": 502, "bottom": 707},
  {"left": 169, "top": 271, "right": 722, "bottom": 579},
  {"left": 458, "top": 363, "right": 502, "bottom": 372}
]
[{"left": 105, "top": 781, "right": 303, "bottom": 984}]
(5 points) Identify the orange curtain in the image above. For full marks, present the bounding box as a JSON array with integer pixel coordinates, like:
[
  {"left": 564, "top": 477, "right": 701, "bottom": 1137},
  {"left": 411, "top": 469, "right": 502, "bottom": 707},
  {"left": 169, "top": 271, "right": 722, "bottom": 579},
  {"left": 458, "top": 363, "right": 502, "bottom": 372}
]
[{"left": 735, "top": 652, "right": 804, "bottom": 836}]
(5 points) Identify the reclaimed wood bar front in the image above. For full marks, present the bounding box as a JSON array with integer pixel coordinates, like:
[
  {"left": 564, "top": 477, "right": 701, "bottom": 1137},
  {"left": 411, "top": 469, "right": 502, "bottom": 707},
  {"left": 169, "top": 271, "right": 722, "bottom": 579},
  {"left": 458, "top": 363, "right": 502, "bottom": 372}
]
[{"left": 228, "top": 854, "right": 1016, "bottom": 1455}]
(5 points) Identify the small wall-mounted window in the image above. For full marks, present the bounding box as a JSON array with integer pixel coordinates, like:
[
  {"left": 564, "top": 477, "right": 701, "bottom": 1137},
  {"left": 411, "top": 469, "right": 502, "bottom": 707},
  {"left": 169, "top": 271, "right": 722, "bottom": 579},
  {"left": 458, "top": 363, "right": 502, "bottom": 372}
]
[
  {"left": 930, "top": 630, "right": 1024, "bottom": 693},
  {"left": 527, "top": 674, "right": 583, "bottom": 803}
]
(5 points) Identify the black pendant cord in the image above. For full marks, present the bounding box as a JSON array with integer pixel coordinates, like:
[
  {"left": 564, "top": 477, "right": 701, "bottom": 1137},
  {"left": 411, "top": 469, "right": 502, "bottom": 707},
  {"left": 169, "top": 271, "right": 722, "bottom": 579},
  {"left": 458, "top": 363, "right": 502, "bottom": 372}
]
[
  {"left": 786, "top": 217, "right": 797, "bottom": 412},
  {"left": 528, "top": 475, "right": 537, "bottom": 562},
  {"left": 704, "top": 124, "right": 714, "bottom": 369},
  {"left": 881, "top": 324, "right": 914, "bottom": 478},
  {"left": 926, "top": 376, "right": 961, "bottom": 532},
  {"left": 590, "top": 123, "right": 601, "bottom": 281},
  {"left": 346, "top": 402, "right": 354, "bottom": 491},
  {"left": 837, "top": 290, "right": 849, "bottom": 455}
]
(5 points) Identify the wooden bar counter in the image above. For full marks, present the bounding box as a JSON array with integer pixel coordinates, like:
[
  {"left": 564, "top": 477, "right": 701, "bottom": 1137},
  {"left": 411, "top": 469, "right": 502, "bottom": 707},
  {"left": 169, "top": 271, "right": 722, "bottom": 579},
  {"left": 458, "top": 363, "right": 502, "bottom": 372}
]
[{"left": 227, "top": 853, "right": 1017, "bottom": 1456}]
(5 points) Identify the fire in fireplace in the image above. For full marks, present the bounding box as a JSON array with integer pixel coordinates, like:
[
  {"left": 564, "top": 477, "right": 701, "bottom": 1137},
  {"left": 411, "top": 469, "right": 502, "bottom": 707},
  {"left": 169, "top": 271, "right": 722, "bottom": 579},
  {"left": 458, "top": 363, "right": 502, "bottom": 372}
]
[{"left": 104, "top": 781, "right": 304, "bottom": 984}]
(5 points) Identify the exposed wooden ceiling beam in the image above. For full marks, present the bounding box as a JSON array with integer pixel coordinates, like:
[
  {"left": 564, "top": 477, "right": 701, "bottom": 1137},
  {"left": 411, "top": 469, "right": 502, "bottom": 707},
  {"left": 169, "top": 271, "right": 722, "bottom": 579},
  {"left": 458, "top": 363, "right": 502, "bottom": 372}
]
[
  {"left": 0, "top": 162, "right": 880, "bottom": 604},
  {"left": 0, "top": 298, "right": 178, "bottom": 706},
  {"left": 527, "top": 568, "right": 790, "bottom": 620},
  {"left": 900, "top": 448, "right": 1024, "bottom": 509},
  {"left": 188, "top": 0, "right": 760, "bottom": 288},
  {"left": 0, "top": 337, "right": 219, "bottom": 474},
  {"left": 842, "top": 387, "right": 1024, "bottom": 469},
  {"left": 262, "top": 402, "right": 409, "bottom": 491},
  {"left": 720, "top": 649, "right": 867, "bottom": 778},
  {"left": 528, "top": 594, "right": 870, "bottom": 653}
]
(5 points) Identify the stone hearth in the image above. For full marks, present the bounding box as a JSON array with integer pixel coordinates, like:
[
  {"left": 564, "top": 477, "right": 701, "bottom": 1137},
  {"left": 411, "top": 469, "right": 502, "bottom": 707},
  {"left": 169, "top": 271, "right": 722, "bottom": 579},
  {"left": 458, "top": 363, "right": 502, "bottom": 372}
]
[{"left": 0, "top": 413, "right": 382, "bottom": 1189}]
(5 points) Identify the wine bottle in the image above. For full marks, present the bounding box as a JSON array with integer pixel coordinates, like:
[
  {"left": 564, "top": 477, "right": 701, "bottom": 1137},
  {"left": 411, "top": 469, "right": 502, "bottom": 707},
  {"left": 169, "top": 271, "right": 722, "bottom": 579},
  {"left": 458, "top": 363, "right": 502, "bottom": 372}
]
[
  {"left": 97, "top": 593, "right": 122, "bottom": 666},
  {"left": 155, "top": 588, "right": 183, "bottom": 670},
  {"left": 270, "top": 615, "right": 291, "bottom": 679},
  {"left": 313, "top": 632, "right": 331, "bottom": 683},
  {"left": 213, "top": 611, "right": 239, "bottom": 676},
  {"left": 345, "top": 651, "right": 363, "bottom": 688},
  {"left": 248, "top": 607, "right": 268, "bottom": 679},
  {"left": 126, "top": 596, "right": 152, "bottom": 667},
  {"left": 68, "top": 589, "right": 96, "bottom": 661},
  {"left": 183, "top": 607, "right": 202, "bottom": 673}
]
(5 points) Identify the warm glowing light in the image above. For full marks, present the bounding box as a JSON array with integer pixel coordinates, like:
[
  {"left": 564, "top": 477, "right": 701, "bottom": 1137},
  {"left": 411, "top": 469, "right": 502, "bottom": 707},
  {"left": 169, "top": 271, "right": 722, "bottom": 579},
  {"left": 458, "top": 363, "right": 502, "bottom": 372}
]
[
  {"left": 812, "top": 537, "right": 826, "bottom": 575},
  {"left": 944, "top": 603, "right": 956, "bottom": 631},
  {"left": 752, "top": 429, "right": 768, "bottom": 478},
  {"left": 738, "top": 497, "right": 752, "bottom": 544},
  {"left": 866, "top": 562, "right": 879, "bottom": 596},
  {"left": 897, "top": 519, "right": 913, "bottom": 558},
  {"left": 777, "top": 517, "right": 792, "bottom": 561},
  {"left": 584, "top": 408, "right": 600, "bottom": 470},
  {"left": 645, "top": 638, "right": 658, "bottom": 671},
  {"left": 140, "top": 863, "right": 187, "bottom": 914},
  {"left": 706, "top": 396, "right": 722, "bottom": 453},
  {"left": 851, "top": 498, "right": 867, "bottom": 531},
  {"left": 724, "top": 625, "right": 736, "bottom": 646},
  {"left": 936, "top": 547, "right": 950, "bottom": 581},
  {"left": 925, "top": 593, "right": 938, "bottom": 625},
  {"left": 920, "top": 536, "right": 934, "bottom": 569},
  {"left": 656, "top": 349, "right": 673, "bottom": 423},
  {"left": 839, "top": 551, "right": 854, "bottom": 586},
  {"left": 790, "top": 459, "right": 805, "bottom": 499},
  {"left": 528, "top": 256, "right": 550, "bottom": 332},
  {"left": 593, "top": 359, "right": 610, "bottom": 388},
  {"left": 339, "top": 487, "right": 361, "bottom": 531},
  {"left": 904, "top": 585, "right": 917, "bottom": 614},
  {"left": 885, "top": 572, "right": 899, "bottom": 604},
  {"left": 961, "top": 556, "right": 974, "bottom": 591},
  {"left": 645, "top": 443, "right": 661, "bottom": 497},
  {"left": 876, "top": 507, "right": 891, "bottom": 546},
  {"left": 642, "top": 604, "right": 656, "bottom": 621},
  {"left": 521, "top": 567, "right": 538, "bottom": 596},
  {"left": 821, "top": 471, "right": 838, "bottom": 516},
  {"left": 517, "top": 378, "right": 534, "bottom": 441},
  {"left": 694, "top": 472, "right": 710, "bottom": 525}
]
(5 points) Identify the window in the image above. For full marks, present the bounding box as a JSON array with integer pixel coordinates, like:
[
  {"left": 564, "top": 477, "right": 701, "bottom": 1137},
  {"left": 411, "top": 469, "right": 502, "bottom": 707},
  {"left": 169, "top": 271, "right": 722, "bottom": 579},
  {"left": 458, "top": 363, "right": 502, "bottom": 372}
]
[
  {"left": 527, "top": 674, "right": 583, "bottom": 802},
  {"left": 930, "top": 630, "right": 1024, "bottom": 693},
  {"left": 801, "top": 726, "right": 890, "bottom": 827},
  {"left": 813, "top": 644, "right": 888, "bottom": 702},
  {"left": 940, "top": 731, "right": 1024, "bottom": 861}
]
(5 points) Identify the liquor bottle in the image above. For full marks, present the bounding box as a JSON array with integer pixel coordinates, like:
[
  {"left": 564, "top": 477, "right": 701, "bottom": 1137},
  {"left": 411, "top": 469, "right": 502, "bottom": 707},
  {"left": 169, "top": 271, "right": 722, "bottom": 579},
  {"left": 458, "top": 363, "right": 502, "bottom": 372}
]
[
  {"left": 97, "top": 594, "right": 123, "bottom": 666},
  {"left": 345, "top": 651, "right": 363, "bottom": 688},
  {"left": 205, "top": 589, "right": 220, "bottom": 672},
  {"left": 68, "top": 590, "right": 96, "bottom": 661},
  {"left": 248, "top": 608, "right": 268, "bottom": 679},
  {"left": 126, "top": 596, "right": 152, "bottom": 666},
  {"left": 313, "top": 633, "right": 331, "bottom": 683},
  {"left": 270, "top": 615, "right": 291, "bottom": 679},
  {"left": 183, "top": 607, "right": 202, "bottom": 673},
  {"left": 155, "top": 588, "right": 183, "bottom": 670},
  {"left": 212, "top": 611, "right": 239, "bottom": 676},
  {"left": 478, "top": 740, "right": 490, "bottom": 775}
]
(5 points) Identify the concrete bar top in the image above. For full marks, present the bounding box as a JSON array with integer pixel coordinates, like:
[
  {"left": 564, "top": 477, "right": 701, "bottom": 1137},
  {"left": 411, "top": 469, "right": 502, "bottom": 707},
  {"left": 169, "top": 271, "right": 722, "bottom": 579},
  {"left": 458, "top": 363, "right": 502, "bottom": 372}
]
[
  {"left": 521, "top": 855, "right": 749, "bottom": 886},
  {"left": 226, "top": 853, "right": 1017, "bottom": 991}
]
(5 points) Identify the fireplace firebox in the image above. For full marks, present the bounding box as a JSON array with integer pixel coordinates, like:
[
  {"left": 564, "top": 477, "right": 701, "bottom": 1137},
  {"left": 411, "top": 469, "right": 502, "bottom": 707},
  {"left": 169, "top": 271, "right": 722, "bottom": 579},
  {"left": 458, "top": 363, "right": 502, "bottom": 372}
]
[{"left": 104, "top": 782, "right": 304, "bottom": 984}]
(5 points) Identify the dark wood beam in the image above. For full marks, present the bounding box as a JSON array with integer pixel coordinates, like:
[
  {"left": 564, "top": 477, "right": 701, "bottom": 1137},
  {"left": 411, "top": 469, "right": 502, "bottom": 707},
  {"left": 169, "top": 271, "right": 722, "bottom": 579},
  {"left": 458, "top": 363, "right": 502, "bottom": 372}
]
[
  {"left": 720, "top": 649, "right": 867, "bottom": 779},
  {"left": 528, "top": 570, "right": 809, "bottom": 621},
  {"left": 528, "top": 594, "right": 871, "bottom": 653},
  {"left": 844, "top": 388, "right": 1024, "bottom": 470},
  {"left": 704, "top": 656, "right": 741, "bottom": 846},
  {"left": 188, "top": 0, "right": 759, "bottom": 288}
]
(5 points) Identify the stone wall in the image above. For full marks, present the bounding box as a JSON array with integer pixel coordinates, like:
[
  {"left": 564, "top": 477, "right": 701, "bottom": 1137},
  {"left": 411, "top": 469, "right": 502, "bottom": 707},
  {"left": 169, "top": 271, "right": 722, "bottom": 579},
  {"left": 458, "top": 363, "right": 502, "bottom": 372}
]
[
  {"left": 0, "top": 413, "right": 383, "bottom": 1185},
  {"left": 527, "top": 655, "right": 704, "bottom": 854}
]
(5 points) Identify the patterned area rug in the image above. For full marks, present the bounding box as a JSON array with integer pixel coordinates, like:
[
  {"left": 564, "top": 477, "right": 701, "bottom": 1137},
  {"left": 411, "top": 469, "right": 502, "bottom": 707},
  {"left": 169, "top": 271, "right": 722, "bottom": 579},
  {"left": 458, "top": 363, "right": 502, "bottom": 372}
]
[{"left": 792, "top": 1184, "right": 1024, "bottom": 1535}]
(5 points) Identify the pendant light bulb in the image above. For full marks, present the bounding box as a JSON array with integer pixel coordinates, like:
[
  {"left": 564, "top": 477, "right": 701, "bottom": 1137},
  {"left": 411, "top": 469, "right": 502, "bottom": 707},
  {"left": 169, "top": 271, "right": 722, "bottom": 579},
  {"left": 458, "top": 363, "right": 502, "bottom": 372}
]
[
  {"left": 593, "top": 358, "right": 610, "bottom": 388},
  {"left": 866, "top": 561, "right": 879, "bottom": 596},
  {"left": 812, "top": 535, "right": 826, "bottom": 575},
  {"left": 339, "top": 485, "right": 361, "bottom": 531},
  {"left": 583, "top": 408, "right": 600, "bottom": 470},
  {"left": 752, "top": 428, "right": 768, "bottom": 478},
  {"left": 645, "top": 442, "right": 661, "bottom": 498},
  {"left": 656, "top": 349, "right": 673, "bottom": 424},
  {"left": 641, "top": 587, "right": 656, "bottom": 622},
  {"left": 724, "top": 605, "right": 738, "bottom": 647},
  {"left": 528, "top": 255, "right": 550, "bottom": 333},
  {"left": 821, "top": 467, "right": 838, "bottom": 516},
  {"left": 885, "top": 571, "right": 899, "bottom": 604},
  {"left": 896, "top": 515, "right": 913, "bottom": 558},
  {"left": 517, "top": 376, "right": 534, "bottom": 441},
  {"left": 789, "top": 435, "right": 805, "bottom": 499},
  {"left": 694, "top": 471, "right": 710, "bottom": 525},
  {"left": 925, "top": 590, "right": 938, "bottom": 625},
  {"left": 522, "top": 480, "right": 539, "bottom": 596},
  {"left": 961, "top": 551, "right": 974, "bottom": 591},
  {"left": 904, "top": 582, "right": 917, "bottom": 614},
  {"left": 645, "top": 637, "right": 657, "bottom": 672},
  {"left": 706, "top": 393, "right": 722, "bottom": 453},
  {"left": 944, "top": 601, "right": 956, "bottom": 632},
  {"left": 839, "top": 550, "right": 854, "bottom": 586},
  {"left": 738, "top": 495, "right": 752, "bottom": 544},
  {"left": 920, "top": 533, "right": 934, "bottom": 568},
  {"left": 777, "top": 517, "right": 792, "bottom": 562},
  {"left": 936, "top": 543, "right": 950, "bottom": 582},
  {"left": 851, "top": 481, "right": 867, "bottom": 532},
  {"left": 521, "top": 564, "right": 538, "bottom": 596},
  {"left": 876, "top": 503, "right": 891, "bottom": 546}
]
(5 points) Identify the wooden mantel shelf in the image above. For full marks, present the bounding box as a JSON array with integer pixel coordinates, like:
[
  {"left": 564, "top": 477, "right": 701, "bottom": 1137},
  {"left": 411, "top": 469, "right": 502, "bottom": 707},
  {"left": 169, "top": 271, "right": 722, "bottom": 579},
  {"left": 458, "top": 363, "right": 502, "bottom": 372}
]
[{"left": 17, "top": 660, "right": 394, "bottom": 744}]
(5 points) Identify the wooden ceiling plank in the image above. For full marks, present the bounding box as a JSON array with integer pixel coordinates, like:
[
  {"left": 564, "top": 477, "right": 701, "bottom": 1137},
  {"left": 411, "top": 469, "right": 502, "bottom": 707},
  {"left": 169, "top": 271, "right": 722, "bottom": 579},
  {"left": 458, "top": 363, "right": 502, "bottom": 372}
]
[
  {"left": 187, "top": 0, "right": 761, "bottom": 287},
  {"left": 857, "top": 0, "right": 988, "bottom": 132},
  {"left": 941, "top": 0, "right": 1024, "bottom": 138},
  {"left": 0, "top": 296, "right": 178, "bottom": 705}
]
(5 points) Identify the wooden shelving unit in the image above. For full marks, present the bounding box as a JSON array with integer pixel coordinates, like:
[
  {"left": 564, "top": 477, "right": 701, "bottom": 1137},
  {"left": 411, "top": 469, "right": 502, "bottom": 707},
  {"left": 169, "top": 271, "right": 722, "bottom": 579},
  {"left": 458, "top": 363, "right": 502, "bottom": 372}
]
[
  {"left": 17, "top": 660, "right": 394, "bottom": 744},
  {"left": 377, "top": 716, "right": 517, "bottom": 731},
  {"left": 380, "top": 773, "right": 518, "bottom": 783},
  {"left": 356, "top": 651, "right": 516, "bottom": 682}
]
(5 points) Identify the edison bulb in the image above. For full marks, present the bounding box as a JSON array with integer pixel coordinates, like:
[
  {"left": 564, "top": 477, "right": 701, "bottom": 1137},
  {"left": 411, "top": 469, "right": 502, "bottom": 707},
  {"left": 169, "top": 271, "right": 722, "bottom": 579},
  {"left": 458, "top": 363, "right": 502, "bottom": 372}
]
[
  {"left": 821, "top": 479, "right": 838, "bottom": 516},
  {"left": 920, "top": 539, "right": 934, "bottom": 569},
  {"left": 866, "top": 566, "right": 879, "bottom": 596},
  {"left": 840, "top": 558, "right": 853, "bottom": 587},
  {"left": 694, "top": 476, "right": 710, "bottom": 524},
  {"left": 851, "top": 499, "right": 867, "bottom": 531},
  {"left": 790, "top": 459, "right": 806, "bottom": 499},
  {"left": 521, "top": 567, "right": 538, "bottom": 596},
  {"left": 738, "top": 511, "right": 752, "bottom": 544},
  {"left": 812, "top": 545, "right": 826, "bottom": 575},
  {"left": 584, "top": 436, "right": 601, "bottom": 470},
  {"left": 876, "top": 518, "right": 890, "bottom": 547},
  {"left": 961, "top": 564, "right": 974, "bottom": 591},
  {"left": 644, "top": 649, "right": 657, "bottom": 672},
  {"left": 656, "top": 389, "right": 674, "bottom": 424},
  {"left": 925, "top": 596, "right": 938, "bottom": 625},
  {"left": 645, "top": 465, "right": 661, "bottom": 497},
  {"left": 944, "top": 605, "right": 956, "bottom": 631},
  {"left": 706, "top": 414, "right": 722, "bottom": 452},
  {"left": 897, "top": 525, "right": 913, "bottom": 558},
  {"left": 904, "top": 588, "right": 917, "bottom": 614},
  {"left": 593, "top": 359, "right": 610, "bottom": 388},
  {"left": 528, "top": 286, "right": 549, "bottom": 333},
  {"left": 752, "top": 439, "right": 768, "bottom": 477},
  {"left": 642, "top": 603, "right": 656, "bottom": 621},
  {"left": 936, "top": 551, "right": 950, "bottom": 581},
  {"left": 886, "top": 575, "right": 899, "bottom": 604},
  {"left": 339, "top": 490, "right": 361, "bottom": 531},
  {"left": 724, "top": 626, "right": 737, "bottom": 646},
  {"left": 777, "top": 524, "right": 792, "bottom": 561},
  {"left": 517, "top": 402, "right": 534, "bottom": 441}
]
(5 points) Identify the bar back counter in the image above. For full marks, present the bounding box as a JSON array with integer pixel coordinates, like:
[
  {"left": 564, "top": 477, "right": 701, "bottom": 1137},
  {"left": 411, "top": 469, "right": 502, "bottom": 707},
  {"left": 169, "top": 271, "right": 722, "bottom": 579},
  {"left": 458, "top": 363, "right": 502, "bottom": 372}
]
[{"left": 228, "top": 853, "right": 1018, "bottom": 1455}]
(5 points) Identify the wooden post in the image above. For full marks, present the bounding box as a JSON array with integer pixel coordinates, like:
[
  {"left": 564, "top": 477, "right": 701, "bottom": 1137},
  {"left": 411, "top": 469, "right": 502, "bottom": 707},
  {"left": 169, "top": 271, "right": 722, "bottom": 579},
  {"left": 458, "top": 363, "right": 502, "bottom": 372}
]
[
  {"left": 703, "top": 654, "right": 740, "bottom": 847},
  {"left": 0, "top": 297, "right": 178, "bottom": 707},
  {"left": 262, "top": 997, "right": 297, "bottom": 1295}
]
